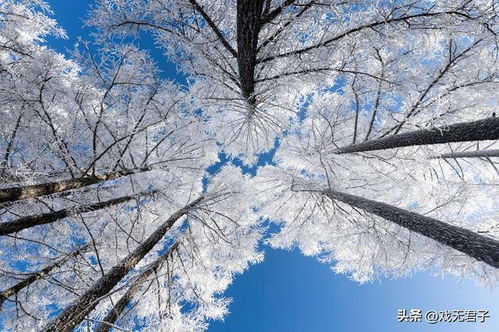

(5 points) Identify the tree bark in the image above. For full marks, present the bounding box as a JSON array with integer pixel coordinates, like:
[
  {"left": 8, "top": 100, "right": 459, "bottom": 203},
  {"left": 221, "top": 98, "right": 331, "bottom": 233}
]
[
  {"left": 237, "top": 0, "right": 265, "bottom": 105},
  {"left": 42, "top": 197, "right": 203, "bottom": 332},
  {"left": 323, "top": 189, "right": 499, "bottom": 269},
  {"left": 94, "top": 243, "right": 179, "bottom": 332},
  {"left": 0, "top": 189, "right": 159, "bottom": 235},
  {"left": 0, "top": 243, "right": 90, "bottom": 311},
  {"left": 431, "top": 149, "right": 499, "bottom": 159},
  {"left": 335, "top": 118, "right": 499, "bottom": 154},
  {"left": 0, "top": 165, "right": 160, "bottom": 204}
]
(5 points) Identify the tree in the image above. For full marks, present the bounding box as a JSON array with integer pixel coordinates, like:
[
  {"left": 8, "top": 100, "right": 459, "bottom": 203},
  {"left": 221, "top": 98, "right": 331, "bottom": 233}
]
[
  {"left": 1, "top": 2, "right": 262, "bottom": 331},
  {"left": 0, "top": 243, "right": 91, "bottom": 311},
  {"left": 42, "top": 197, "right": 204, "bottom": 332},
  {"left": 1, "top": 0, "right": 499, "bottom": 331},
  {"left": 431, "top": 149, "right": 499, "bottom": 159},
  {"left": 334, "top": 118, "right": 499, "bottom": 154},
  {"left": 90, "top": 0, "right": 498, "bottom": 158},
  {"left": 321, "top": 188, "right": 499, "bottom": 269},
  {"left": 93, "top": 242, "right": 179, "bottom": 332}
]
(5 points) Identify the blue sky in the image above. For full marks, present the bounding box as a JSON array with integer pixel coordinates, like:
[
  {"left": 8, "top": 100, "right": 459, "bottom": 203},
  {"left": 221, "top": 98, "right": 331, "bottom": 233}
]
[{"left": 46, "top": 1, "right": 499, "bottom": 331}]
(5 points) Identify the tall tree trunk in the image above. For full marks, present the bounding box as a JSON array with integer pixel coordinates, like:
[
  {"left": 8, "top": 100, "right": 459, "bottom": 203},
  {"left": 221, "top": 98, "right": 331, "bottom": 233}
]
[
  {"left": 237, "top": 0, "right": 265, "bottom": 105},
  {"left": 0, "top": 189, "right": 159, "bottom": 235},
  {"left": 94, "top": 243, "right": 179, "bottom": 332},
  {"left": 431, "top": 149, "right": 499, "bottom": 159},
  {"left": 42, "top": 197, "right": 203, "bottom": 332},
  {"left": 0, "top": 165, "right": 161, "bottom": 204},
  {"left": 322, "top": 189, "right": 499, "bottom": 269},
  {"left": 0, "top": 243, "right": 90, "bottom": 310},
  {"left": 335, "top": 118, "right": 499, "bottom": 154}
]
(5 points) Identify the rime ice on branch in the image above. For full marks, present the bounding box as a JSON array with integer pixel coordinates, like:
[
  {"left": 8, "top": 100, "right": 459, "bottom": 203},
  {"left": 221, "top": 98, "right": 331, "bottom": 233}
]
[{"left": 1, "top": 0, "right": 499, "bottom": 331}]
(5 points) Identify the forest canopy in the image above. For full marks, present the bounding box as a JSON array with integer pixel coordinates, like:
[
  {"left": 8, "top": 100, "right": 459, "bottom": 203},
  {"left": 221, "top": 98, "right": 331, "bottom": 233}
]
[{"left": 0, "top": 0, "right": 498, "bottom": 331}]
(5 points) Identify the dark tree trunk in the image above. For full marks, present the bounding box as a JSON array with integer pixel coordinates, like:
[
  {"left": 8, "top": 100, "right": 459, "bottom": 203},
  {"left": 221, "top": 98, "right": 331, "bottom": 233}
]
[
  {"left": 431, "top": 149, "right": 499, "bottom": 159},
  {"left": 0, "top": 165, "right": 160, "bottom": 204},
  {"left": 94, "top": 243, "right": 179, "bottom": 332},
  {"left": 0, "top": 189, "right": 159, "bottom": 235},
  {"left": 335, "top": 118, "right": 499, "bottom": 154},
  {"left": 323, "top": 189, "right": 499, "bottom": 269},
  {"left": 237, "top": 0, "right": 265, "bottom": 105},
  {"left": 42, "top": 197, "right": 203, "bottom": 332},
  {"left": 0, "top": 243, "right": 90, "bottom": 310}
]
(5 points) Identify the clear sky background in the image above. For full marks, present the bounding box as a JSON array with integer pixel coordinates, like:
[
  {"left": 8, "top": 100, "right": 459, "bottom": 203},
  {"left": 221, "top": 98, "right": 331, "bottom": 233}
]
[{"left": 46, "top": 1, "right": 499, "bottom": 331}]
